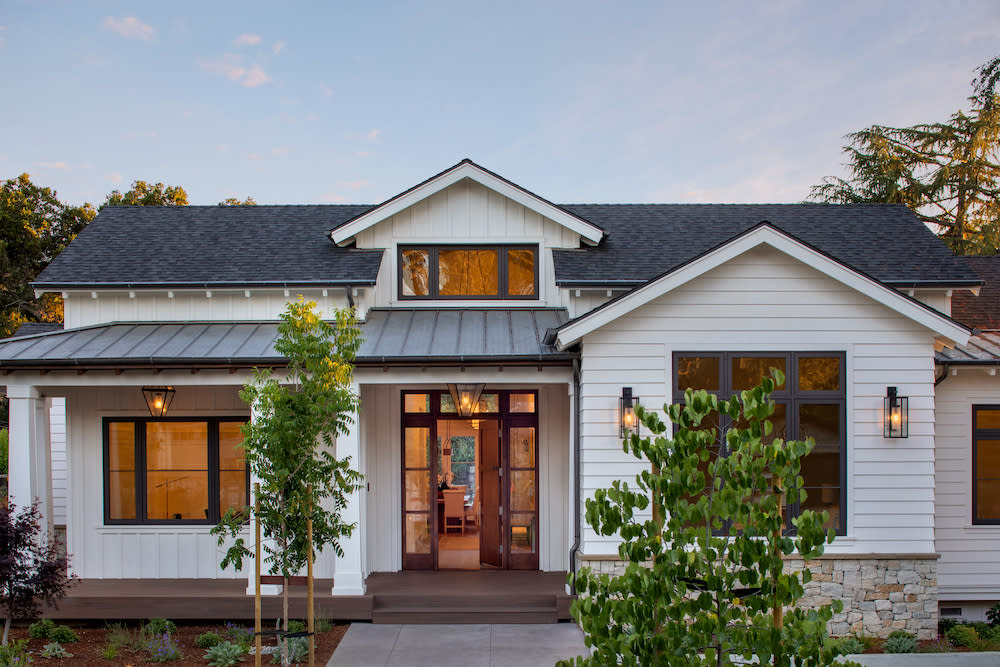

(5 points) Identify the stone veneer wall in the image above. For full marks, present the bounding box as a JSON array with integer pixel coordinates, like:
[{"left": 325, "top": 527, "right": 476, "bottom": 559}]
[{"left": 577, "top": 554, "right": 938, "bottom": 640}]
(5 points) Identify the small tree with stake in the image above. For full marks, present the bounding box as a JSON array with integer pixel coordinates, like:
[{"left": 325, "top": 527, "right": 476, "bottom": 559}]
[
  {"left": 563, "top": 371, "right": 861, "bottom": 667},
  {"left": 0, "top": 502, "right": 73, "bottom": 645},
  {"left": 213, "top": 300, "right": 363, "bottom": 664}
]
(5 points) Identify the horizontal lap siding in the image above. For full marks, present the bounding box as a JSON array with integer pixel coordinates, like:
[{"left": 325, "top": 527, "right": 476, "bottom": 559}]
[
  {"left": 65, "top": 291, "right": 351, "bottom": 329},
  {"left": 66, "top": 386, "right": 268, "bottom": 579},
  {"left": 577, "top": 245, "right": 936, "bottom": 557},
  {"left": 934, "top": 373, "right": 1000, "bottom": 598},
  {"left": 353, "top": 179, "right": 580, "bottom": 308}
]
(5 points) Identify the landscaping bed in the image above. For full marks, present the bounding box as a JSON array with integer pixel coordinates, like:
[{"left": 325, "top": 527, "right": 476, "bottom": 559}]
[{"left": 6, "top": 618, "right": 349, "bottom": 665}]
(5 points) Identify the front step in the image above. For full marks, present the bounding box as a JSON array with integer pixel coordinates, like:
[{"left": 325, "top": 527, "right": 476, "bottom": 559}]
[{"left": 372, "top": 592, "right": 559, "bottom": 624}]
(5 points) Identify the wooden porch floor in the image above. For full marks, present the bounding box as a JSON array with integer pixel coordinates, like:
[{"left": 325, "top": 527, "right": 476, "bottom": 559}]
[{"left": 43, "top": 571, "right": 573, "bottom": 624}]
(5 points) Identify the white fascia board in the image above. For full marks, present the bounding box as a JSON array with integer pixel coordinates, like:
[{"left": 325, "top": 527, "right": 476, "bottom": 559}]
[
  {"left": 330, "top": 161, "right": 604, "bottom": 246},
  {"left": 555, "top": 224, "right": 971, "bottom": 349}
]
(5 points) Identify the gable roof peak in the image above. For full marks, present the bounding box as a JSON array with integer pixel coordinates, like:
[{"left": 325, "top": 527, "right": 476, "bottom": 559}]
[{"left": 329, "top": 159, "right": 605, "bottom": 247}]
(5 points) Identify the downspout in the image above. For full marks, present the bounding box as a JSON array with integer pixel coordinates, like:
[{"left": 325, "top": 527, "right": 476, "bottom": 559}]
[
  {"left": 569, "top": 354, "right": 582, "bottom": 594},
  {"left": 345, "top": 285, "right": 355, "bottom": 309},
  {"left": 935, "top": 363, "right": 951, "bottom": 387}
]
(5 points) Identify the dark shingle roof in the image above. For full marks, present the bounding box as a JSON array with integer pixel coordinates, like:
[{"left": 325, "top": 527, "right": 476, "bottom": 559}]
[
  {"left": 35, "top": 202, "right": 979, "bottom": 289},
  {"left": 951, "top": 256, "right": 1000, "bottom": 329},
  {"left": 554, "top": 204, "right": 979, "bottom": 287},
  {"left": 34, "top": 205, "right": 384, "bottom": 289}
]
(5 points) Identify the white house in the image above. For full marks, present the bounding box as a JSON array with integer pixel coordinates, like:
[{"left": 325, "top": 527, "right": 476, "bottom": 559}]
[{"left": 1, "top": 159, "right": 995, "bottom": 636}]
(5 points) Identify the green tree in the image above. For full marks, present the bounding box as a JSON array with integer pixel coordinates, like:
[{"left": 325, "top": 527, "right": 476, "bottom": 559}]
[
  {"left": 0, "top": 174, "right": 95, "bottom": 337},
  {"left": 212, "top": 299, "right": 363, "bottom": 661},
  {"left": 218, "top": 196, "right": 257, "bottom": 206},
  {"left": 809, "top": 56, "right": 1000, "bottom": 255},
  {"left": 563, "top": 371, "right": 855, "bottom": 667},
  {"left": 103, "top": 180, "right": 188, "bottom": 208}
]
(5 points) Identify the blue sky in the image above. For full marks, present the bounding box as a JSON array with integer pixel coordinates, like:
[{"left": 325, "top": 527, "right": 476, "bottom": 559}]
[{"left": 1, "top": 1, "right": 997, "bottom": 207}]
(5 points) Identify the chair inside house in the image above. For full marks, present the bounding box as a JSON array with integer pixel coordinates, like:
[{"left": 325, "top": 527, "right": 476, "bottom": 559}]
[
  {"left": 464, "top": 491, "right": 479, "bottom": 529},
  {"left": 442, "top": 489, "right": 466, "bottom": 534}
]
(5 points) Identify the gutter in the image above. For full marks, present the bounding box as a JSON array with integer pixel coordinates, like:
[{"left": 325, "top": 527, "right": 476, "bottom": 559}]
[{"left": 569, "top": 354, "right": 582, "bottom": 594}]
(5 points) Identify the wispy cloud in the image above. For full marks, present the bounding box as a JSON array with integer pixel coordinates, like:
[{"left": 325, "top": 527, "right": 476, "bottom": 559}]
[
  {"left": 320, "top": 193, "right": 348, "bottom": 203},
  {"left": 356, "top": 151, "right": 371, "bottom": 158},
  {"left": 318, "top": 83, "right": 333, "bottom": 97},
  {"left": 36, "top": 161, "right": 72, "bottom": 170},
  {"left": 272, "top": 40, "right": 286, "bottom": 54},
  {"left": 365, "top": 129, "right": 379, "bottom": 142},
  {"left": 103, "top": 16, "right": 153, "bottom": 40},
  {"left": 200, "top": 55, "right": 271, "bottom": 88},
  {"left": 234, "top": 33, "right": 261, "bottom": 46},
  {"left": 340, "top": 180, "right": 371, "bottom": 191},
  {"left": 246, "top": 153, "right": 263, "bottom": 161},
  {"left": 107, "top": 172, "right": 123, "bottom": 184},
  {"left": 271, "top": 147, "right": 290, "bottom": 156}
]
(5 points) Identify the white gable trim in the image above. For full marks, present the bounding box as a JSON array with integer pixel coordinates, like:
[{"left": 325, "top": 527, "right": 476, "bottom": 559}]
[
  {"left": 555, "top": 223, "right": 971, "bottom": 349},
  {"left": 330, "top": 160, "right": 604, "bottom": 246}
]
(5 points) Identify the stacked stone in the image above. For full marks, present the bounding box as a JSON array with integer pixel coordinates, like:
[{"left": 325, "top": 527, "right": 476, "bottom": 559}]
[{"left": 577, "top": 555, "right": 939, "bottom": 640}]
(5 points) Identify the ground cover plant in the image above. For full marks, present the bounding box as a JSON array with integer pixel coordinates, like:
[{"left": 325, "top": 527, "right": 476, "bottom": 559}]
[{"left": 7, "top": 617, "right": 348, "bottom": 665}]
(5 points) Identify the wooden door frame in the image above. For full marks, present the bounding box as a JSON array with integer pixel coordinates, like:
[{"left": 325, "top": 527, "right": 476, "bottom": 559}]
[{"left": 399, "top": 389, "right": 539, "bottom": 571}]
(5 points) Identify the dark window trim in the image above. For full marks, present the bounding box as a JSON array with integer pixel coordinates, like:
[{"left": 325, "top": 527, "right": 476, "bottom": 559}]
[
  {"left": 102, "top": 416, "right": 250, "bottom": 526},
  {"left": 972, "top": 405, "right": 1000, "bottom": 525},
  {"left": 672, "top": 351, "right": 847, "bottom": 535},
  {"left": 397, "top": 244, "right": 539, "bottom": 301}
]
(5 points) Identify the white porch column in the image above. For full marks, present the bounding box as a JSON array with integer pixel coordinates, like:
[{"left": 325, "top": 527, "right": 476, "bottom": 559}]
[
  {"left": 246, "top": 405, "right": 280, "bottom": 596},
  {"left": 332, "top": 381, "right": 365, "bottom": 596},
  {"left": 7, "top": 385, "right": 53, "bottom": 537}
]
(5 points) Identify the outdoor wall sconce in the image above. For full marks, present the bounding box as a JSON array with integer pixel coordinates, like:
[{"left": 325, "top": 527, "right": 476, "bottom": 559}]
[
  {"left": 447, "top": 383, "right": 484, "bottom": 417},
  {"left": 142, "top": 386, "right": 176, "bottom": 417},
  {"left": 884, "top": 386, "right": 908, "bottom": 438},
  {"left": 620, "top": 387, "right": 640, "bottom": 439}
]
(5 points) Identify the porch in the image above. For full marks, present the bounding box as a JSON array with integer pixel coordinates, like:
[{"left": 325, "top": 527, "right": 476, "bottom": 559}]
[{"left": 42, "top": 571, "right": 574, "bottom": 624}]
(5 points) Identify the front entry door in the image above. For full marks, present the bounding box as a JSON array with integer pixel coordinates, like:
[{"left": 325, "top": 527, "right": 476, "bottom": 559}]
[{"left": 400, "top": 390, "right": 538, "bottom": 571}]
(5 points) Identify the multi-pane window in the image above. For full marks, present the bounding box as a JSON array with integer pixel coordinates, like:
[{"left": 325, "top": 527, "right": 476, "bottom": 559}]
[
  {"left": 972, "top": 406, "right": 1000, "bottom": 524},
  {"left": 104, "top": 418, "right": 249, "bottom": 525},
  {"left": 399, "top": 246, "right": 537, "bottom": 299},
  {"left": 673, "top": 352, "right": 846, "bottom": 534}
]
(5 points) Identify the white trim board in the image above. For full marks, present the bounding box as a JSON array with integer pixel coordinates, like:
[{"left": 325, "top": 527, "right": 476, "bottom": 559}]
[
  {"left": 554, "top": 223, "right": 971, "bottom": 349},
  {"left": 330, "top": 160, "right": 604, "bottom": 247}
]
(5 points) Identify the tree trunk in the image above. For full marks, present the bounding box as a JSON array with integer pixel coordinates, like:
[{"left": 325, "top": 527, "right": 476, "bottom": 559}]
[
  {"left": 282, "top": 574, "right": 290, "bottom": 666},
  {"left": 3, "top": 615, "right": 10, "bottom": 646}
]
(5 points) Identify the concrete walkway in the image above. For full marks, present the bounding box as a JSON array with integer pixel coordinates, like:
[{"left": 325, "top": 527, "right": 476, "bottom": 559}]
[{"left": 327, "top": 622, "right": 588, "bottom": 667}]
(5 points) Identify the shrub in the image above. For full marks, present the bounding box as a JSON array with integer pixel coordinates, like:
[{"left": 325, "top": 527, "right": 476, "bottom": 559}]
[
  {"left": 147, "top": 631, "right": 183, "bottom": 662},
  {"left": 947, "top": 623, "right": 979, "bottom": 648},
  {"left": 286, "top": 619, "right": 306, "bottom": 634},
  {"left": 204, "top": 641, "right": 246, "bottom": 667},
  {"left": 938, "top": 617, "right": 960, "bottom": 635},
  {"left": 196, "top": 631, "right": 223, "bottom": 648},
  {"left": 40, "top": 642, "right": 72, "bottom": 658},
  {"left": 314, "top": 617, "right": 332, "bottom": 634},
  {"left": 28, "top": 618, "right": 55, "bottom": 639},
  {"left": 225, "top": 622, "right": 255, "bottom": 649},
  {"left": 836, "top": 636, "right": 865, "bottom": 655},
  {"left": 884, "top": 630, "right": 917, "bottom": 653},
  {"left": 48, "top": 625, "right": 78, "bottom": 643},
  {"left": 0, "top": 639, "right": 31, "bottom": 665},
  {"left": 144, "top": 617, "right": 177, "bottom": 636},
  {"left": 988, "top": 601, "right": 1000, "bottom": 627},
  {"left": 100, "top": 643, "right": 118, "bottom": 659},
  {"left": 271, "top": 636, "right": 308, "bottom": 664}
]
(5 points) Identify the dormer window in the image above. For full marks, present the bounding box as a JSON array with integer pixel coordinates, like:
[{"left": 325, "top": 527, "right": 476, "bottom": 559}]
[{"left": 399, "top": 245, "right": 537, "bottom": 300}]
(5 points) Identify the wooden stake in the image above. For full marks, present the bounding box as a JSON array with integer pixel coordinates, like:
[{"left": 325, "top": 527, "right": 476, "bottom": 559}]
[
  {"left": 255, "top": 482, "right": 262, "bottom": 667},
  {"left": 307, "top": 483, "right": 315, "bottom": 667},
  {"left": 773, "top": 490, "right": 784, "bottom": 630}
]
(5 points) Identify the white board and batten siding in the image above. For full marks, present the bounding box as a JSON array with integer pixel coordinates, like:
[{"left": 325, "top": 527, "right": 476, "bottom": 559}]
[
  {"left": 62, "top": 290, "right": 352, "bottom": 330},
  {"left": 934, "top": 371, "right": 1000, "bottom": 600},
  {"left": 58, "top": 384, "right": 347, "bottom": 580},
  {"left": 576, "top": 245, "right": 939, "bottom": 558},
  {"left": 361, "top": 382, "right": 571, "bottom": 574},
  {"left": 351, "top": 179, "right": 582, "bottom": 310},
  {"left": 49, "top": 398, "right": 67, "bottom": 527}
]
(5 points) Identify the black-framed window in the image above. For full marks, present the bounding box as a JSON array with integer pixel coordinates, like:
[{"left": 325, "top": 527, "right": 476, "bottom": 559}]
[
  {"left": 672, "top": 352, "right": 847, "bottom": 534},
  {"left": 972, "top": 406, "right": 1000, "bottom": 525},
  {"left": 398, "top": 245, "right": 538, "bottom": 300},
  {"left": 103, "top": 417, "right": 249, "bottom": 525}
]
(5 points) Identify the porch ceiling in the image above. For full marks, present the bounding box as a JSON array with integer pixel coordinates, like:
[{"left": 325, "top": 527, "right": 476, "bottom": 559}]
[{"left": 0, "top": 308, "right": 574, "bottom": 372}]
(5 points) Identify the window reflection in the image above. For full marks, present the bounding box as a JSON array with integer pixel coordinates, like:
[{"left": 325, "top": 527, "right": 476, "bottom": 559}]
[{"left": 439, "top": 249, "right": 499, "bottom": 296}]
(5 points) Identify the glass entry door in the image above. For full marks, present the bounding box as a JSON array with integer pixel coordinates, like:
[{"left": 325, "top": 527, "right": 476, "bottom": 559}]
[{"left": 400, "top": 390, "right": 538, "bottom": 570}]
